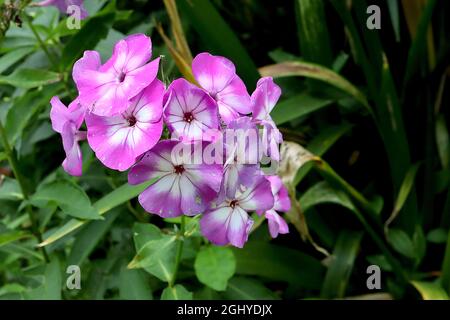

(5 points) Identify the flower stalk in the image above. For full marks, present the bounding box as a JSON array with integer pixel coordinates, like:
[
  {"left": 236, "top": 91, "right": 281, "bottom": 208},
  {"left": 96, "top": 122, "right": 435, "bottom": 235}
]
[{"left": 170, "top": 215, "right": 186, "bottom": 288}]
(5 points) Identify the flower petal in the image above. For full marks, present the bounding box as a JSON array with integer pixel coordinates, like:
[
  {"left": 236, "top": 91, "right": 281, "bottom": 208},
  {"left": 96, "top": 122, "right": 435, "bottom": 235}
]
[
  {"left": 251, "top": 77, "right": 281, "bottom": 122},
  {"left": 200, "top": 205, "right": 253, "bottom": 248},
  {"left": 192, "top": 52, "right": 236, "bottom": 95},
  {"left": 265, "top": 209, "right": 289, "bottom": 238},
  {"left": 138, "top": 174, "right": 183, "bottom": 218},
  {"left": 238, "top": 174, "right": 274, "bottom": 212},
  {"left": 266, "top": 175, "right": 291, "bottom": 212},
  {"left": 216, "top": 77, "right": 251, "bottom": 124},
  {"left": 61, "top": 122, "right": 82, "bottom": 176},
  {"left": 128, "top": 141, "right": 175, "bottom": 185}
]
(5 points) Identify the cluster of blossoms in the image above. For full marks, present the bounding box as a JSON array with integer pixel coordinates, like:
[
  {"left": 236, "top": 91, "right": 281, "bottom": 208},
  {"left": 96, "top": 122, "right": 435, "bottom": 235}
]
[{"left": 50, "top": 34, "right": 290, "bottom": 248}]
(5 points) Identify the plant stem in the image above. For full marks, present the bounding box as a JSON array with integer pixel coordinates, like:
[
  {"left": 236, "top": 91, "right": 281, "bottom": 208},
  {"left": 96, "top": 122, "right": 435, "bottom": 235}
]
[
  {"left": 0, "top": 121, "right": 49, "bottom": 262},
  {"left": 24, "top": 14, "right": 59, "bottom": 70},
  {"left": 169, "top": 215, "right": 185, "bottom": 287}
]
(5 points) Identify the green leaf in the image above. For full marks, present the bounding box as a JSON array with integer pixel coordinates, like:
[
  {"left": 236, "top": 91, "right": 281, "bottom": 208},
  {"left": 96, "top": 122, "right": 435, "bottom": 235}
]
[
  {"left": 404, "top": 0, "right": 437, "bottom": 83},
  {"left": 0, "top": 46, "right": 35, "bottom": 74},
  {"left": 24, "top": 258, "right": 62, "bottom": 300},
  {"left": 129, "top": 230, "right": 177, "bottom": 282},
  {"left": 295, "top": 0, "right": 332, "bottom": 66},
  {"left": 161, "top": 284, "right": 192, "bottom": 300},
  {"left": 384, "top": 163, "right": 421, "bottom": 230},
  {"left": 31, "top": 180, "right": 102, "bottom": 220},
  {"left": 386, "top": 228, "right": 416, "bottom": 259},
  {"left": 232, "top": 241, "right": 324, "bottom": 289},
  {"left": 38, "top": 181, "right": 154, "bottom": 247},
  {"left": 224, "top": 277, "right": 277, "bottom": 300},
  {"left": 194, "top": 246, "right": 236, "bottom": 291},
  {"left": 259, "top": 61, "right": 370, "bottom": 111},
  {"left": 0, "top": 68, "right": 60, "bottom": 88},
  {"left": 0, "top": 283, "right": 26, "bottom": 297},
  {"left": 0, "top": 230, "right": 30, "bottom": 247},
  {"left": 119, "top": 267, "right": 153, "bottom": 300},
  {"left": 300, "top": 181, "right": 355, "bottom": 213},
  {"left": 178, "top": 0, "right": 260, "bottom": 88},
  {"left": 0, "top": 177, "right": 23, "bottom": 201},
  {"left": 427, "top": 228, "right": 448, "bottom": 244},
  {"left": 271, "top": 93, "right": 333, "bottom": 125},
  {"left": 60, "top": 12, "right": 116, "bottom": 69},
  {"left": 387, "top": 0, "right": 401, "bottom": 42},
  {"left": 321, "top": 230, "right": 363, "bottom": 299},
  {"left": 67, "top": 209, "right": 121, "bottom": 266},
  {"left": 436, "top": 115, "right": 449, "bottom": 170},
  {"left": 5, "top": 85, "right": 60, "bottom": 146},
  {"left": 410, "top": 280, "right": 449, "bottom": 300}
]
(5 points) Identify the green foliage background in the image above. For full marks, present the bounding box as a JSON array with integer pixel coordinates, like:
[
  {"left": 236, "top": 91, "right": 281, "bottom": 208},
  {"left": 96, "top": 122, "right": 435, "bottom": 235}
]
[{"left": 0, "top": 0, "right": 449, "bottom": 300}]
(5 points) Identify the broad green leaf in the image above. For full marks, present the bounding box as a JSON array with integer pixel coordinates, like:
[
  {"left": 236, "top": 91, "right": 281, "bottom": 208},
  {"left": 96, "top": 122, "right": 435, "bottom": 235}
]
[
  {"left": 259, "top": 61, "right": 369, "bottom": 111},
  {"left": 119, "top": 267, "right": 153, "bottom": 300},
  {"left": 129, "top": 232, "right": 177, "bottom": 282},
  {"left": 232, "top": 241, "right": 324, "bottom": 289},
  {"left": 31, "top": 180, "right": 102, "bottom": 220},
  {"left": 223, "top": 277, "right": 277, "bottom": 300},
  {"left": 300, "top": 181, "right": 355, "bottom": 213},
  {"left": 67, "top": 209, "right": 121, "bottom": 266},
  {"left": 194, "top": 246, "right": 236, "bottom": 291},
  {"left": 321, "top": 230, "right": 363, "bottom": 299},
  {"left": 194, "top": 286, "right": 222, "bottom": 300},
  {"left": 0, "top": 177, "right": 23, "bottom": 201},
  {"left": 0, "top": 68, "right": 60, "bottom": 88},
  {"left": 427, "top": 228, "right": 448, "bottom": 244},
  {"left": 38, "top": 181, "right": 154, "bottom": 247},
  {"left": 386, "top": 229, "right": 416, "bottom": 259},
  {"left": 271, "top": 93, "right": 333, "bottom": 125},
  {"left": 410, "top": 280, "right": 449, "bottom": 300},
  {"left": 5, "top": 85, "right": 60, "bottom": 146},
  {"left": 0, "top": 152, "right": 6, "bottom": 162},
  {"left": 24, "top": 258, "right": 62, "bottom": 300},
  {"left": 161, "top": 284, "right": 193, "bottom": 300},
  {"left": 0, "top": 284, "right": 26, "bottom": 297},
  {"left": 178, "top": 0, "right": 260, "bottom": 88},
  {"left": 0, "top": 46, "right": 35, "bottom": 73},
  {"left": 0, "top": 230, "right": 30, "bottom": 247}
]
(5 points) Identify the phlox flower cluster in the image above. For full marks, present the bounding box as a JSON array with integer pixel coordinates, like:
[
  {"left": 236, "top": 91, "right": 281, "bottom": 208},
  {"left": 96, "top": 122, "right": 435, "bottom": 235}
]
[{"left": 50, "top": 34, "right": 290, "bottom": 248}]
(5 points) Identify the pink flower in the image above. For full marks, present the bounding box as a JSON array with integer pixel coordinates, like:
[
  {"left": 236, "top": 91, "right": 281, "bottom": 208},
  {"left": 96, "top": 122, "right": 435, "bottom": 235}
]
[
  {"left": 163, "top": 78, "right": 219, "bottom": 141},
  {"left": 192, "top": 52, "right": 252, "bottom": 125},
  {"left": 200, "top": 175, "right": 274, "bottom": 248},
  {"left": 260, "top": 176, "right": 290, "bottom": 238},
  {"left": 251, "top": 77, "right": 283, "bottom": 161},
  {"left": 73, "top": 34, "right": 160, "bottom": 116},
  {"left": 50, "top": 96, "right": 87, "bottom": 176},
  {"left": 37, "top": 0, "right": 88, "bottom": 19},
  {"left": 85, "top": 79, "right": 165, "bottom": 171},
  {"left": 128, "top": 140, "right": 223, "bottom": 217}
]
